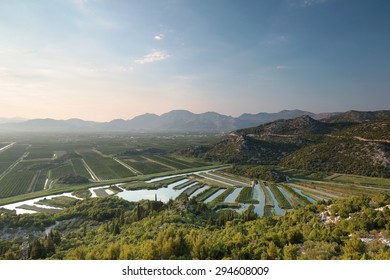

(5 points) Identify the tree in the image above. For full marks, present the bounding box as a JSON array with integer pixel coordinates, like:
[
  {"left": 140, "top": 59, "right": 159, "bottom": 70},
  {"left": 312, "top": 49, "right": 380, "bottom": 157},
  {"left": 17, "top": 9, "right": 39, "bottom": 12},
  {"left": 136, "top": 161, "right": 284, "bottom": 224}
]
[
  {"left": 283, "top": 244, "right": 300, "bottom": 260},
  {"left": 30, "top": 239, "right": 46, "bottom": 259},
  {"left": 343, "top": 236, "right": 366, "bottom": 260},
  {"left": 267, "top": 241, "right": 280, "bottom": 260}
]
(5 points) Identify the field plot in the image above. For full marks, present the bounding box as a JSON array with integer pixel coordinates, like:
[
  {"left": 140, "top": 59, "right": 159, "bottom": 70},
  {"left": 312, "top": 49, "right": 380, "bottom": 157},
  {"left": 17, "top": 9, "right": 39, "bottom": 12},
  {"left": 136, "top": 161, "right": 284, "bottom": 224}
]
[
  {"left": 329, "top": 174, "right": 390, "bottom": 188},
  {"left": 259, "top": 183, "right": 275, "bottom": 217},
  {"left": 50, "top": 163, "right": 75, "bottom": 180},
  {"left": 0, "top": 166, "right": 36, "bottom": 198},
  {"left": 0, "top": 160, "right": 51, "bottom": 198},
  {"left": 25, "top": 150, "right": 54, "bottom": 160},
  {"left": 79, "top": 150, "right": 135, "bottom": 180},
  {"left": 146, "top": 155, "right": 190, "bottom": 169},
  {"left": 236, "top": 187, "right": 259, "bottom": 204},
  {"left": 211, "top": 188, "right": 235, "bottom": 204},
  {"left": 177, "top": 183, "right": 203, "bottom": 199},
  {"left": 194, "top": 186, "right": 222, "bottom": 202},
  {"left": 269, "top": 184, "right": 293, "bottom": 209},
  {"left": 167, "top": 155, "right": 210, "bottom": 167},
  {"left": 121, "top": 156, "right": 172, "bottom": 174},
  {"left": 207, "top": 172, "right": 249, "bottom": 186},
  {"left": 71, "top": 158, "right": 92, "bottom": 178},
  {"left": 289, "top": 179, "right": 390, "bottom": 199},
  {"left": 0, "top": 144, "right": 29, "bottom": 175}
]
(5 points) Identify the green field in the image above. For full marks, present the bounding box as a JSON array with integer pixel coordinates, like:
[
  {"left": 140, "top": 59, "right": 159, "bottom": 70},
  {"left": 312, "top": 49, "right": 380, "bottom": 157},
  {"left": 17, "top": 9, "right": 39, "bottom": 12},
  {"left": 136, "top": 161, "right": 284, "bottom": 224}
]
[{"left": 79, "top": 150, "right": 135, "bottom": 180}]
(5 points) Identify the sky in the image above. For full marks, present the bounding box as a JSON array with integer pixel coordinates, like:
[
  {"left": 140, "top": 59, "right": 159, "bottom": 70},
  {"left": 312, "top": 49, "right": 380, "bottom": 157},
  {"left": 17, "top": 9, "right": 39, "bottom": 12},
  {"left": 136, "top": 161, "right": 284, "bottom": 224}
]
[{"left": 0, "top": 0, "right": 389, "bottom": 121}]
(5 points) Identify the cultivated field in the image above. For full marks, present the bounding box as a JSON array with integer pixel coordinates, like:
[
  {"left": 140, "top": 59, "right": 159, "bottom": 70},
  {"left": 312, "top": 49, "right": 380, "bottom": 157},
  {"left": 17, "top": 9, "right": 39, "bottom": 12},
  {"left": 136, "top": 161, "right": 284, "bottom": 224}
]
[{"left": 0, "top": 133, "right": 217, "bottom": 202}]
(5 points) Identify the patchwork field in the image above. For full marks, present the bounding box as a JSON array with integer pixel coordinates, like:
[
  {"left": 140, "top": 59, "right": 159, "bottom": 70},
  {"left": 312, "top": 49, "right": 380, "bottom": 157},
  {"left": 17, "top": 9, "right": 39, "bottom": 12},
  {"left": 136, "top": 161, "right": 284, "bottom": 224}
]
[{"left": 0, "top": 133, "right": 218, "bottom": 200}]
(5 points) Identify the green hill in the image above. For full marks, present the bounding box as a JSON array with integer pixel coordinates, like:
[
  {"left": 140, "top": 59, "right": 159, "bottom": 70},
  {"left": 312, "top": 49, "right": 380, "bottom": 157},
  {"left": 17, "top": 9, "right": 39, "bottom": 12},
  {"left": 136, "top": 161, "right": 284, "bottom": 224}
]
[{"left": 181, "top": 112, "right": 390, "bottom": 178}]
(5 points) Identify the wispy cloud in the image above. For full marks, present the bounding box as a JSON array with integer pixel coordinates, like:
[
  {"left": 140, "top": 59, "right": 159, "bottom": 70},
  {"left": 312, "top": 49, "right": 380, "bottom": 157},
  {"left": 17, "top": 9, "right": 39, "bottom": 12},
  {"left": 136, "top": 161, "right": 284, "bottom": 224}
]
[
  {"left": 154, "top": 34, "right": 164, "bottom": 40},
  {"left": 80, "top": 65, "right": 133, "bottom": 74},
  {"left": 266, "top": 35, "right": 288, "bottom": 45},
  {"left": 134, "top": 50, "right": 170, "bottom": 65},
  {"left": 72, "top": 0, "right": 91, "bottom": 14},
  {"left": 290, "top": 0, "right": 328, "bottom": 8},
  {"left": 274, "top": 65, "right": 288, "bottom": 71}
]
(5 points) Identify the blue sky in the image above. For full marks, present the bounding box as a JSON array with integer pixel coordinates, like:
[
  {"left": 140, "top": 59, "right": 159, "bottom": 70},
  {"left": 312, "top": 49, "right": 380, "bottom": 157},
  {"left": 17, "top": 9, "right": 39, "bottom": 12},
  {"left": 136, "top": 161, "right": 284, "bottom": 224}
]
[{"left": 0, "top": 0, "right": 389, "bottom": 121}]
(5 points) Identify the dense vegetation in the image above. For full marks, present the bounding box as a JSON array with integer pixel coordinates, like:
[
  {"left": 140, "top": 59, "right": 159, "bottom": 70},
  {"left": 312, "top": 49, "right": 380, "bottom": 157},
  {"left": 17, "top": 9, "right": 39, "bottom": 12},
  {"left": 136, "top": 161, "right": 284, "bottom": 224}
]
[
  {"left": 281, "top": 139, "right": 390, "bottom": 178},
  {"left": 0, "top": 194, "right": 389, "bottom": 260}
]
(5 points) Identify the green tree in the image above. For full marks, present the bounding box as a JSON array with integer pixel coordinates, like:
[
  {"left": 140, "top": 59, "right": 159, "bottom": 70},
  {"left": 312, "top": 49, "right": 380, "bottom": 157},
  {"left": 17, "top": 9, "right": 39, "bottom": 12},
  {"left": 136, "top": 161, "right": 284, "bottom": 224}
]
[{"left": 343, "top": 236, "right": 366, "bottom": 260}]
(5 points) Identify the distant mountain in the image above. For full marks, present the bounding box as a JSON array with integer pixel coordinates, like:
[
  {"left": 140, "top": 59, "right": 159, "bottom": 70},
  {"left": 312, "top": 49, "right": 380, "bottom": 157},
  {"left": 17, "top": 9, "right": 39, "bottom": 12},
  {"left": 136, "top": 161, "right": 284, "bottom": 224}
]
[
  {"left": 0, "top": 118, "right": 100, "bottom": 132},
  {"left": 0, "top": 110, "right": 260, "bottom": 132},
  {"left": 238, "top": 109, "right": 316, "bottom": 124},
  {"left": 1, "top": 109, "right": 388, "bottom": 133},
  {"left": 0, "top": 117, "right": 27, "bottom": 124}
]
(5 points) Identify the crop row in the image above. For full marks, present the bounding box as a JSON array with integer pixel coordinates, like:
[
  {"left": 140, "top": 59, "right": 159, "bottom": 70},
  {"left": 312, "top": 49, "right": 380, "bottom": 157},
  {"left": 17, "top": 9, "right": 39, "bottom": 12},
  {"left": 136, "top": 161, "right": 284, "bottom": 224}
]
[
  {"left": 211, "top": 188, "right": 235, "bottom": 204},
  {"left": 269, "top": 184, "right": 293, "bottom": 209},
  {"left": 177, "top": 183, "right": 204, "bottom": 199},
  {"left": 259, "top": 184, "right": 274, "bottom": 206},
  {"left": 194, "top": 187, "right": 221, "bottom": 202},
  {"left": 280, "top": 186, "right": 312, "bottom": 205},
  {"left": 0, "top": 171, "right": 35, "bottom": 198},
  {"left": 235, "top": 187, "right": 259, "bottom": 204}
]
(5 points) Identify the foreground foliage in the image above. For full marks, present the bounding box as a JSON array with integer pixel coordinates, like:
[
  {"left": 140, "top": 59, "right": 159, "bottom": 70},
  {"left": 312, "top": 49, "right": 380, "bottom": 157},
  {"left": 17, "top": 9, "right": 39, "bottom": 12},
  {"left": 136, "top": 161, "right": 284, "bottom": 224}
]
[{"left": 1, "top": 194, "right": 389, "bottom": 260}]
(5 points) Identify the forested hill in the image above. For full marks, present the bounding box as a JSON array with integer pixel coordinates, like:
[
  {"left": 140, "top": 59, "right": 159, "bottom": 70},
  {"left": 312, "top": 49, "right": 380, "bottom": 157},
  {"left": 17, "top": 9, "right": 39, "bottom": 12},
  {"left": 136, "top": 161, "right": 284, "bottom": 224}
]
[{"left": 181, "top": 115, "right": 390, "bottom": 177}]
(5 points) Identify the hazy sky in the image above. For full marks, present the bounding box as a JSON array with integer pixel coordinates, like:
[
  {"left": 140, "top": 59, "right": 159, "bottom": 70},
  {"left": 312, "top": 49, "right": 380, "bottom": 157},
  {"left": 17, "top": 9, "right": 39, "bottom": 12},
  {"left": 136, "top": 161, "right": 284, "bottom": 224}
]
[{"left": 1, "top": 0, "right": 389, "bottom": 121}]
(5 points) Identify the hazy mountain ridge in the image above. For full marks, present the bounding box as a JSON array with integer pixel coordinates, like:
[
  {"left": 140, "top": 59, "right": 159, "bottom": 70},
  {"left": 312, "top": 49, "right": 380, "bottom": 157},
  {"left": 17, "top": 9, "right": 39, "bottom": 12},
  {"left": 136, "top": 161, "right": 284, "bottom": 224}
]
[
  {"left": 0, "top": 109, "right": 317, "bottom": 132},
  {"left": 324, "top": 110, "right": 390, "bottom": 123},
  {"left": 1, "top": 109, "right": 389, "bottom": 132}
]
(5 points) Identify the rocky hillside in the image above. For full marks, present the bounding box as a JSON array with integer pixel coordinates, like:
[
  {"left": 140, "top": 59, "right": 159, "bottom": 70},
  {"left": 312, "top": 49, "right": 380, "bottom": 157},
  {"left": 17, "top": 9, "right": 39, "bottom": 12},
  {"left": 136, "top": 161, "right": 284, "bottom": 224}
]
[
  {"left": 181, "top": 114, "right": 390, "bottom": 177},
  {"left": 281, "top": 138, "right": 390, "bottom": 177}
]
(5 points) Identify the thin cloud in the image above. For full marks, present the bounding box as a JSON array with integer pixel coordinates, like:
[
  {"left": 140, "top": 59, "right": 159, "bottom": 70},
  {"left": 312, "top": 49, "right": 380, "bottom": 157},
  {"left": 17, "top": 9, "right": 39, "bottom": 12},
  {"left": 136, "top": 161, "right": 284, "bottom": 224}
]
[
  {"left": 290, "top": 0, "right": 328, "bottom": 8},
  {"left": 275, "top": 65, "right": 288, "bottom": 71},
  {"left": 134, "top": 51, "right": 170, "bottom": 65},
  {"left": 154, "top": 34, "right": 164, "bottom": 40},
  {"left": 72, "top": 0, "right": 91, "bottom": 14}
]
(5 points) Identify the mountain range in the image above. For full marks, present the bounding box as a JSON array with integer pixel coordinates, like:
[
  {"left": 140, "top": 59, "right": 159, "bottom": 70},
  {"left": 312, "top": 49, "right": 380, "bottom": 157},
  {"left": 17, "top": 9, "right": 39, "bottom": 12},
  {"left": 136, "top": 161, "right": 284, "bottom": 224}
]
[
  {"left": 1, "top": 109, "right": 389, "bottom": 133},
  {"left": 0, "top": 109, "right": 341, "bottom": 133}
]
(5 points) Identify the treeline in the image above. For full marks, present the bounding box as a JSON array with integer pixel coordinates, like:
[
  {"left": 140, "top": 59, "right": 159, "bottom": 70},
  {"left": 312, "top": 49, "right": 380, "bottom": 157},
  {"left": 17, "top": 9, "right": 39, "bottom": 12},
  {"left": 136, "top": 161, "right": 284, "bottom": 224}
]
[{"left": 1, "top": 194, "right": 389, "bottom": 260}]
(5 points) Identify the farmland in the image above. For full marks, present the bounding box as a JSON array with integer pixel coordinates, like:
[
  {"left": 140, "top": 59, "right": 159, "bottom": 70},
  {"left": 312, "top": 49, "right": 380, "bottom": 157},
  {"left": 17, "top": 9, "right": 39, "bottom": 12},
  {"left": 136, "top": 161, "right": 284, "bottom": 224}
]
[
  {"left": 0, "top": 133, "right": 390, "bottom": 218},
  {"left": 0, "top": 133, "right": 219, "bottom": 202}
]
